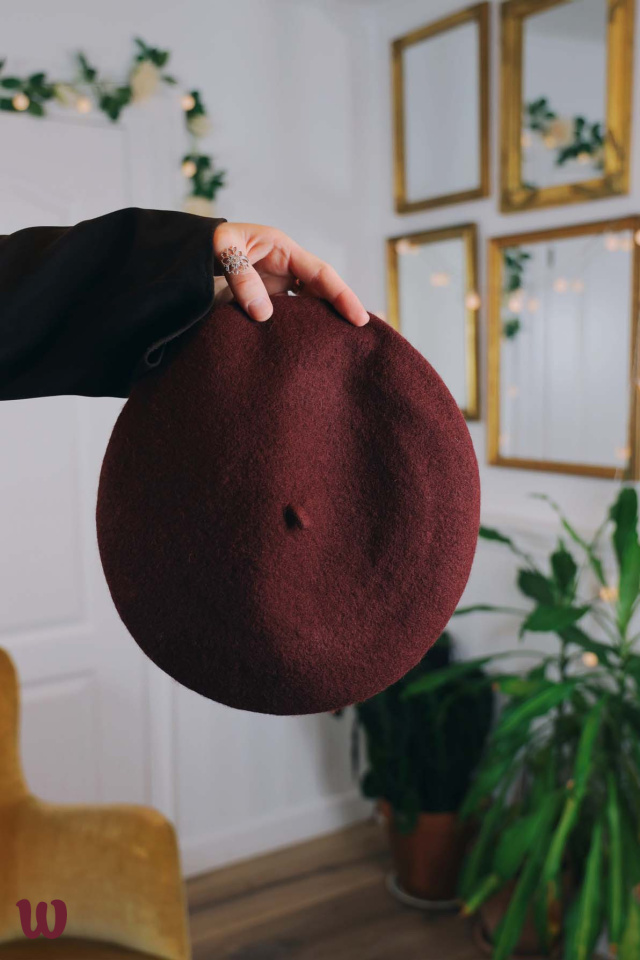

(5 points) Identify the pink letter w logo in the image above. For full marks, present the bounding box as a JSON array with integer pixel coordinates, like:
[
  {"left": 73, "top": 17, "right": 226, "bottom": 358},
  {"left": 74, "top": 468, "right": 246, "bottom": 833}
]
[{"left": 16, "top": 899, "right": 67, "bottom": 939}]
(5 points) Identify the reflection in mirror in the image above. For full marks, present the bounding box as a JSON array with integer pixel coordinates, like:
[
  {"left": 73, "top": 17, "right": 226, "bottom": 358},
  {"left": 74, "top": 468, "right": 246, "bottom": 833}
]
[
  {"left": 488, "top": 219, "right": 640, "bottom": 478},
  {"left": 387, "top": 224, "right": 479, "bottom": 419},
  {"left": 500, "top": 0, "right": 634, "bottom": 211},
  {"left": 392, "top": 3, "right": 489, "bottom": 213}
]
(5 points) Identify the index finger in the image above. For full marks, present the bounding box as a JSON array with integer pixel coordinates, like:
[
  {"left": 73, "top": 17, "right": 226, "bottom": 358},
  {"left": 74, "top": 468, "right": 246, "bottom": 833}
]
[{"left": 288, "top": 244, "right": 369, "bottom": 327}]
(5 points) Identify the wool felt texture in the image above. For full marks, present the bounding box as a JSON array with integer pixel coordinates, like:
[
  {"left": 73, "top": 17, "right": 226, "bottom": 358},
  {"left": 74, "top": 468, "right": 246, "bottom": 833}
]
[{"left": 96, "top": 296, "right": 480, "bottom": 716}]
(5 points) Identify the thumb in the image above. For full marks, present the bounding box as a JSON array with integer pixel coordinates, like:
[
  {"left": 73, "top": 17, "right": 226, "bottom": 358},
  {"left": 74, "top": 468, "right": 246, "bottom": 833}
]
[{"left": 214, "top": 231, "right": 273, "bottom": 323}]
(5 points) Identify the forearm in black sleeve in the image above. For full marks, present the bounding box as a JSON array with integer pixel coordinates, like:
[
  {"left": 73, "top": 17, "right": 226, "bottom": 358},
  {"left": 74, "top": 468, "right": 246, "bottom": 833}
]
[{"left": 0, "top": 207, "right": 226, "bottom": 400}]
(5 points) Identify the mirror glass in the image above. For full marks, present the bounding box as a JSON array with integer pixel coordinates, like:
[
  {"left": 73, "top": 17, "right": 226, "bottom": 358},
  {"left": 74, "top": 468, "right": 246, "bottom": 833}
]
[
  {"left": 389, "top": 226, "right": 479, "bottom": 418},
  {"left": 404, "top": 23, "right": 479, "bottom": 203},
  {"left": 494, "top": 224, "right": 637, "bottom": 474},
  {"left": 521, "top": 0, "right": 608, "bottom": 191},
  {"left": 393, "top": 4, "right": 489, "bottom": 212}
]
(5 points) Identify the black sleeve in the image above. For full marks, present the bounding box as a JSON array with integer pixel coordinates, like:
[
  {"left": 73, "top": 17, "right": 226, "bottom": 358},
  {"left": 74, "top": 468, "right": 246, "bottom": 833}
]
[{"left": 0, "top": 207, "right": 226, "bottom": 400}]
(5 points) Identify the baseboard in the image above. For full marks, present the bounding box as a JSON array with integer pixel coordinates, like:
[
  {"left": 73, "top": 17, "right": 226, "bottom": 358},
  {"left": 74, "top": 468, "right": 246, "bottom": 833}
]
[{"left": 181, "top": 789, "right": 371, "bottom": 878}]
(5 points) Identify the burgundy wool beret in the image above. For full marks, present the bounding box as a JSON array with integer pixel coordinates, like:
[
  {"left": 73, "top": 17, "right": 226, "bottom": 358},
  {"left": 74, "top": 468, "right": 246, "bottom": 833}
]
[{"left": 96, "top": 296, "right": 480, "bottom": 715}]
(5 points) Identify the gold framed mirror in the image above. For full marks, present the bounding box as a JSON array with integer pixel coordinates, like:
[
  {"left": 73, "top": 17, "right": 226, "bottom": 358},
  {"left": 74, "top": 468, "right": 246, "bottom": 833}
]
[
  {"left": 500, "top": 0, "right": 634, "bottom": 212},
  {"left": 392, "top": 3, "right": 490, "bottom": 214},
  {"left": 387, "top": 223, "right": 480, "bottom": 420},
  {"left": 488, "top": 216, "right": 640, "bottom": 478}
]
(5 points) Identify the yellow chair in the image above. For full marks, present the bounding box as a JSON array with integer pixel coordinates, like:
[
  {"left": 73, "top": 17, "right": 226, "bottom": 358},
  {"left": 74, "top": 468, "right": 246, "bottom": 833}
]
[{"left": 0, "top": 649, "right": 191, "bottom": 960}]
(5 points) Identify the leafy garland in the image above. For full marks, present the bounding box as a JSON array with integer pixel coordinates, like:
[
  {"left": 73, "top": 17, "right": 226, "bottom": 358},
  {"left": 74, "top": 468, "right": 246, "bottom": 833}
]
[
  {"left": 502, "top": 247, "right": 531, "bottom": 340},
  {"left": 524, "top": 97, "right": 604, "bottom": 170},
  {"left": 0, "top": 38, "right": 226, "bottom": 214}
]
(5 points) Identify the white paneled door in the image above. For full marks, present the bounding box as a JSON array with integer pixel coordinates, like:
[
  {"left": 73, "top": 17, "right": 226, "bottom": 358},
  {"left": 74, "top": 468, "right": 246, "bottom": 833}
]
[{"left": 0, "top": 106, "right": 180, "bottom": 806}]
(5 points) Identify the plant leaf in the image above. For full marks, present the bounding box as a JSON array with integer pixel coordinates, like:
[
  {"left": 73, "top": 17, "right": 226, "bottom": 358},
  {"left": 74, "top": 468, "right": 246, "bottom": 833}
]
[
  {"left": 607, "top": 772, "right": 625, "bottom": 950},
  {"left": 518, "top": 569, "right": 555, "bottom": 605},
  {"left": 550, "top": 544, "right": 577, "bottom": 598},
  {"left": 619, "top": 889, "right": 640, "bottom": 960},
  {"left": 494, "top": 682, "right": 577, "bottom": 739},
  {"left": 521, "top": 604, "right": 589, "bottom": 635},
  {"left": 458, "top": 794, "right": 506, "bottom": 900},
  {"left": 610, "top": 487, "right": 639, "bottom": 567},
  {"left": 565, "top": 819, "right": 603, "bottom": 960},
  {"left": 542, "top": 699, "right": 604, "bottom": 885},
  {"left": 491, "top": 797, "right": 558, "bottom": 960}
]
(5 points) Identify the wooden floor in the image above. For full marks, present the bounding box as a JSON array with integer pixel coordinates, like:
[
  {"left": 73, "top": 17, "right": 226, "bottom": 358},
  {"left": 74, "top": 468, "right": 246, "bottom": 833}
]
[{"left": 186, "top": 819, "right": 484, "bottom": 960}]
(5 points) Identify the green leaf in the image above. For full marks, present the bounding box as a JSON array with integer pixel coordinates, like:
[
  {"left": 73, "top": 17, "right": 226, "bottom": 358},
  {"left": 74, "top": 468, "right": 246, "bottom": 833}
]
[
  {"left": 494, "top": 681, "right": 577, "bottom": 738},
  {"left": 402, "top": 658, "right": 493, "bottom": 697},
  {"left": 550, "top": 544, "right": 577, "bottom": 597},
  {"left": 565, "top": 820, "right": 603, "bottom": 960},
  {"left": 493, "top": 810, "right": 544, "bottom": 880},
  {"left": 619, "top": 890, "right": 640, "bottom": 960},
  {"left": 607, "top": 773, "right": 625, "bottom": 950},
  {"left": 618, "top": 539, "right": 640, "bottom": 634},
  {"left": 0, "top": 77, "right": 22, "bottom": 89},
  {"left": 27, "top": 101, "right": 44, "bottom": 117},
  {"left": 458, "top": 795, "right": 506, "bottom": 900},
  {"left": 454, "top": 603, "right": 523, "bottom": 617},
  {"left": 542, "top": 700, "right": 604, "bottom": 885},
  {"left": 491, "top": 798, "right": 558, "bottom": 960},
  {"left": 611, "top": 487, "right": 639, "bottom": 568},
  {"left": 559, "top": 625, "right": 613, "bottom": 665},
  {"left": 518, "top": 569, "right": 555, "bottom": 605},
  {"left": 479, "top": 526, "right": 513, "bottom": 545},
  {"left": 521, "top": 604, "right": 589, "bottom": 635},
  {"left": 532, "top": 494, "right": 606, "bottom": 584},
  {"left": 462, "top": 873, "right": 501, "bottom": 915}
]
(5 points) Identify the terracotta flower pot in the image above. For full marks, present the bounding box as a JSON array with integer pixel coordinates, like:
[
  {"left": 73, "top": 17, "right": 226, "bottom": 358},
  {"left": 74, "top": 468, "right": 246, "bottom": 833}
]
[
  {"left": 472, "top": 878, "right": 564, "bottom": 959},
  {"left": 380, "top": 801, "right": 471, "bottom": 903}
]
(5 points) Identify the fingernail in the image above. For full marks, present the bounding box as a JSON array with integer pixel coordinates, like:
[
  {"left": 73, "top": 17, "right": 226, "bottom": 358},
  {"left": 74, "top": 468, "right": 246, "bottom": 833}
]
[
  {"left": 359, "top": 310, "right": 370, "bottom": 325},
  {"left": 248, "top": 297, "right": 272, "bottom": 322}
]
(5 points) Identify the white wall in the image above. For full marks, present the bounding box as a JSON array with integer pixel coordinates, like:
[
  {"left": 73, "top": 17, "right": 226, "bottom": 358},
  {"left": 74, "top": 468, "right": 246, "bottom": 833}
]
[
  {"left": 2, "top": 0, "right": 372, "bottom": 876},
  {"left": 355, "top": 0, "right": 640, "bottom": 663}
]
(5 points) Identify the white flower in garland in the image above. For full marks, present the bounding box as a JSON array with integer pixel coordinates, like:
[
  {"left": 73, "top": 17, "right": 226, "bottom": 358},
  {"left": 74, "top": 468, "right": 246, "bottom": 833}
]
[
  {"left": 130, "top": 60, "right": 160, "bottom": 103},
  {"left": 53, "top": 83, "right": 78, "bottom": 107},
  {"left": 187, "top": 113, "right": 212, "bottom": 138},
  {"left": 547, "top": 116, "right": 573, "bottom": 148},
  {"left": 183, "top": 195, "right": 215, "bottom": 217}
]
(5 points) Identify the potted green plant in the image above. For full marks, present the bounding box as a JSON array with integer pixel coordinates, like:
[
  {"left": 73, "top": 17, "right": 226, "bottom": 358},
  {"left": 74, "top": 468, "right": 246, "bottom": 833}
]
[
  {"left": 404, "top": 488, "right": 640, "bottom": 959},
  {"left": 348, "top": 633, "right": 494, "bottom": 907}
]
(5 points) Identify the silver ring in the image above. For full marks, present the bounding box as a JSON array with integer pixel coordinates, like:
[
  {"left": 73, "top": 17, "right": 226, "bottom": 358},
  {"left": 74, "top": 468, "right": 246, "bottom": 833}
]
[{"left": 219, "top": 246, "right": 251, "bottom": 275}]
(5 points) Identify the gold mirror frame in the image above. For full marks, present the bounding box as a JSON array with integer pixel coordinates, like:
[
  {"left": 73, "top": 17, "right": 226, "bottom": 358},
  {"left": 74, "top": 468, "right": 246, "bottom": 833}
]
[
  {"left": 392, "top": 3, "right": 490, "bottom": 214},
  {"left": 487, "top": 216, "right": 640, "bottom": 479},
  {"left": 387, "top": 223, "right": 480, "bottom": 420},
  {"left": 500, "top": 0, "right": 635, "bottom": 212}
]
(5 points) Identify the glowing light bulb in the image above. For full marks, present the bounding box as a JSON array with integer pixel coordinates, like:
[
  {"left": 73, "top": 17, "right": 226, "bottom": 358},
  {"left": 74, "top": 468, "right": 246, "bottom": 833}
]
[
  {"left": 527, "top": 297, "right": 540, "bottom": 313},
  {"left": 181, "top": 93, "right": 196, "bottom": 111},
  {"left": 543, "top": 133, "right": 557, "bottom": 149},
  {"left": 12, "top": 93, "right": 29, "bottom": 112},
  {"left": 76, "top": 96, "right": 92, "bottom": 114},
  {"left": 553, "top": 278, "right": 568, "bottom": 294},
  {"left": 605, "top": 232, "right": 620, "bottom": 252},
  {"left": 181, "top": 159, "right": 197, "bottom": 178},
  {"left": 507, "top": 292, "right": 523, "bottom": 312},
  {"left": 465, "top": 291, "right": 481, "bottom": 310},
  {"left": 577, "top": 151, "right": 591, "bottom": 165},
  {"left": 571, "top": 279, "right": 584, "bottom": 293},
  {"left": 521, "top": 131, "right": 532, "bottom": 149},
  {"left": 430, "top": 271, "right": 450, "bottom": 287},
  {"left": 395, "top": 239, "right": 413, "bottom": 255},
  {"left": 499, "top": 432, "right": 510, "bottom": 449},
  {"left": 620, "top": 236, "right": 634, "bottom": 252},
  {"left": 507, "top": 385, "right": 519, "bottom": 399},
  {"left": 582, "top": 652, "right": 599, "bottom": 668},
  {"left": 615, "top": 446, "right": 630, "bottom": 462},
  {"left": 599, "top": 585, "right": 618, "bottom": 603}
]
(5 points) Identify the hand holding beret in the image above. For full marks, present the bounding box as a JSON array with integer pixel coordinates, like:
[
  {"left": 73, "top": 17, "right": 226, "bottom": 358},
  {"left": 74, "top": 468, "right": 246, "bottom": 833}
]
[{"left": 97, "top": 295, "right": 480, "bottom": 715}]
